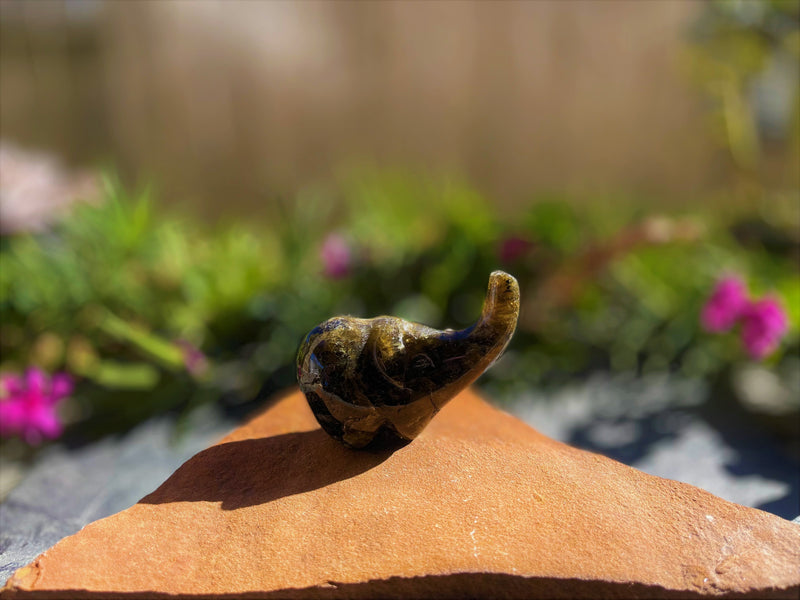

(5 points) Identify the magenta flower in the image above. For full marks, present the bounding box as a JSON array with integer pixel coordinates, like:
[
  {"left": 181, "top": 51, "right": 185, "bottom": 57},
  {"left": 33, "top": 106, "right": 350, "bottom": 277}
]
[
  {"left": 178, "top": 341, "right": 209, "bottom": 378},
  {"left": 0, "top": 368, "right": 72, "bottom": 444},
  {"left": 701, "top": 276, "right": 790, "bottom": 361},
  {"left": 320, "top": 233, "right": 352, "bottom": 279},
  {"left": 700, "top": 277, "right": 749, "bottom": 333},
  {"left": 498, "top": 235, "right": 534, "bottom": 264},
  {"left": 740, "top": 297, "right": 788, "bottom": 360}
]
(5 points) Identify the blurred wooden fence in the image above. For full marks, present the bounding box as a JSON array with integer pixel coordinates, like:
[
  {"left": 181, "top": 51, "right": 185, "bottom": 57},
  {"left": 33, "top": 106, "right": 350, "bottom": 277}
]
[{"left": 2, "top": 0, "right": 727, "bottom": 216}]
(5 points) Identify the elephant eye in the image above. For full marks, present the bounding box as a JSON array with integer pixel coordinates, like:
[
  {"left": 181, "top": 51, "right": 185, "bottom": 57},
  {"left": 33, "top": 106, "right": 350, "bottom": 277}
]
[{"left": 410, "top": 353, "right": 435, "bottom": 371}]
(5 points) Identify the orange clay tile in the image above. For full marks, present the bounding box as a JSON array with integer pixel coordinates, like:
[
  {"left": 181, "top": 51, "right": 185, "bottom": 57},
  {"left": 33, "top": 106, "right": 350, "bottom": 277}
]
[{"left": 3, "top": 387, "right": 799, "bottom": 599}]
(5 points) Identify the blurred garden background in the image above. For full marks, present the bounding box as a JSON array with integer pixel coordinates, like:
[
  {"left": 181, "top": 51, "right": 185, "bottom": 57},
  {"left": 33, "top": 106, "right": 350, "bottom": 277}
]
[{"left": 0, "top": 0, "right": 798, "bottom": 513}]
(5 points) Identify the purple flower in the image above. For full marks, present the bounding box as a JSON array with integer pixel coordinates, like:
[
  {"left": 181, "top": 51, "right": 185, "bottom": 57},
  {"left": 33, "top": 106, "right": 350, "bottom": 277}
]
[
  {"left": 700, "top": 277, "right": 749, "bottom": 333},
  {"left": 320, "top": 233, "right": 352, "bottom": 279},
  {"left": 178, "top": 341, "right": 209, "bottom": 378},
  {"left": 740, "top": 297, "right": 788, "bottom": 360},
  {"left": 0, "top": 368, "right": 72, "bottom": 444},
  {"left": 498, "top": 236, "right": 534, "bottom": 264}
]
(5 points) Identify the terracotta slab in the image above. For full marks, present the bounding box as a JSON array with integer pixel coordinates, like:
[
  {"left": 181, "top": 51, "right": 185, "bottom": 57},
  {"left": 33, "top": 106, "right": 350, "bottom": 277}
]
[{"left": 2, "top": 388, "right": 799, "bottom": 599}]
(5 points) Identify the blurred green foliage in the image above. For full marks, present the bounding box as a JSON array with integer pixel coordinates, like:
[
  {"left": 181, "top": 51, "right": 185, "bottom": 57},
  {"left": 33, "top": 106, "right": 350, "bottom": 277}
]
[
  {"left": 686, "top": 0, "right": 800, "bottom": 173},
  {"left": 0, "top": 172, "right": 797, "bottom": 439}
]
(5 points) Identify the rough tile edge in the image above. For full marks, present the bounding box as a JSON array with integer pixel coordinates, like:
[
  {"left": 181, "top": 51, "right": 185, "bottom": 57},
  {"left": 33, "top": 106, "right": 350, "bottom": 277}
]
[{"left": 2, "top": 573, "right": 798, "bottom": 600}]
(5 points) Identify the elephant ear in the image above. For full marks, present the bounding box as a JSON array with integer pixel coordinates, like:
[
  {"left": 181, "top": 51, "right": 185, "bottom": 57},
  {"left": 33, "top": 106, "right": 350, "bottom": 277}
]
[{"left": 297, "top": 271, "right": 520, "bottom": 450}]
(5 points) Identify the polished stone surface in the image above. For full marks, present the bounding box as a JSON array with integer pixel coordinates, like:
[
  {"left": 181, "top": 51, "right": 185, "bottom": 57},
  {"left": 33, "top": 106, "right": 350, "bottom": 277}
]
[{"left": 298, "top": 271, "right": 520, "bottom": 448}]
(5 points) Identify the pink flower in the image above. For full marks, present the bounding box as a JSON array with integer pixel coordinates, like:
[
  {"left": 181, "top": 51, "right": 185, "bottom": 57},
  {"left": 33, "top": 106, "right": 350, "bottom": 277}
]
[
  {"left": 320, "top": 233, "right": 352, "bottom": 279},
  {"left": 740, "top": 297, "right": 788, "bottom": 360},
  {"left": 0, "top": 368, "right": 72, "bottom": 444},
  {"left": 498, "top": 235, "right": 534, "bottom": 264},
  {"left": 700, "top": 277, "right": 749, "bottom": 332},
  {"left": 178, "top": 341, "right": 209, "bottom": 378}
]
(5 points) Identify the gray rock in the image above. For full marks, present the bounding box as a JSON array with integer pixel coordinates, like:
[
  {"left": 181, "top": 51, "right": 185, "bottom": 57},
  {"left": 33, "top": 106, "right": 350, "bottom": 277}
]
[
  {"left": 502, "top": 373, "right": 798, "bottom": 520},
  {"left": 0, "top": 405, "right": 235, "bottom": 585}
]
